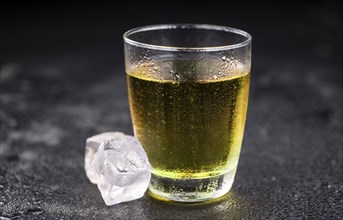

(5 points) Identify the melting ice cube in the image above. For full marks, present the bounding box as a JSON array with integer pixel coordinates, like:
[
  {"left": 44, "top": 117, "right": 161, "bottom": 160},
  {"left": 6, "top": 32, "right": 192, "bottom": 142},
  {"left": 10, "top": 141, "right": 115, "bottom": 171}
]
[{"left": 85, "top": 132, "right": 151, "bottom": 205}]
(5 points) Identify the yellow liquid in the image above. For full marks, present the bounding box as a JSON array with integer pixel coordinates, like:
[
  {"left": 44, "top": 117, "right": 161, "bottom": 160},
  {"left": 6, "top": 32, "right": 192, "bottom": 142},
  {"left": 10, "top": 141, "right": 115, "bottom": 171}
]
[{"left": 127, "top": 59, "right": 250, "bottom": 181}]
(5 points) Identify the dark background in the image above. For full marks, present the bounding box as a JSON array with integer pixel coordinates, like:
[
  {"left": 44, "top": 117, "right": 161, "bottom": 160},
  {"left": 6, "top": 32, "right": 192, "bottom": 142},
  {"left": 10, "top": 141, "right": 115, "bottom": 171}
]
[{"left": 1, "top": 1, "right": 342, "bottom": 219}]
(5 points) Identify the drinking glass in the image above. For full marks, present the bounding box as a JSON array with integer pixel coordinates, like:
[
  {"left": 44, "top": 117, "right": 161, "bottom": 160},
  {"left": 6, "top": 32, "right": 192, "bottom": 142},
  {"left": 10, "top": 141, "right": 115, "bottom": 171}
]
[{"left": 124, "top": 24, "right": 252, "bottom": 202}]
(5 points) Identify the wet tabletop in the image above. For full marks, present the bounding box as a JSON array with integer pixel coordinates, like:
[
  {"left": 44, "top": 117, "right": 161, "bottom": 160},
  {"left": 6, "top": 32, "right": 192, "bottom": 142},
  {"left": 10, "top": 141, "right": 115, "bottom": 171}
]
[{"left": 1, "top": 2, "right": 342, "bottom": 219}]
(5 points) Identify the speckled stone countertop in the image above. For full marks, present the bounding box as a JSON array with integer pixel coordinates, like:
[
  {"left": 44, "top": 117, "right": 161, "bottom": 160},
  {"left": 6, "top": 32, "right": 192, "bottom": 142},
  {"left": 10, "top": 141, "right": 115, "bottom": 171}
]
[{"left": 0, "top": 2, "right": 342, "bottom": 219}]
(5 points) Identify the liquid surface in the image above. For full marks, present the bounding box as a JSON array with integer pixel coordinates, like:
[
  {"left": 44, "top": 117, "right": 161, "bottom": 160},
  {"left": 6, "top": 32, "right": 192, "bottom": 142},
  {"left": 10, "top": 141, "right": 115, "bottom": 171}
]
[{"left": 127, "top": 59, "right": 250, "bottom": 179}]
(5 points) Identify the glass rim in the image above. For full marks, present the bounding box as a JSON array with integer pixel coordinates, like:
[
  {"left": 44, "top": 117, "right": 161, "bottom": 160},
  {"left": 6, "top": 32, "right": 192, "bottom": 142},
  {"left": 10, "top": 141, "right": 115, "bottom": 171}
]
[{"left": 123, "top": 24, "right": 252, "bottom": 52}]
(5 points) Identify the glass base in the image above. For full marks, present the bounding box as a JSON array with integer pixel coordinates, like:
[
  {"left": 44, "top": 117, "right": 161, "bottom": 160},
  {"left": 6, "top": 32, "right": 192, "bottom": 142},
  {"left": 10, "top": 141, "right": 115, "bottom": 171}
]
[{"left": 148, "top": 169, "right": 236, "bottom": 202}]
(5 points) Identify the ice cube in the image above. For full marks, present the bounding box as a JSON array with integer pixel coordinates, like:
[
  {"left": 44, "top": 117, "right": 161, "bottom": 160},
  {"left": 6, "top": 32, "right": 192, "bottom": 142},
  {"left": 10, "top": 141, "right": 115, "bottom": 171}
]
[
  {"left": 85, "top": 132, "right": 125, "bottom": 184},
  {"left": 85, "top": 132, "right": 151, "bottom": 205}
]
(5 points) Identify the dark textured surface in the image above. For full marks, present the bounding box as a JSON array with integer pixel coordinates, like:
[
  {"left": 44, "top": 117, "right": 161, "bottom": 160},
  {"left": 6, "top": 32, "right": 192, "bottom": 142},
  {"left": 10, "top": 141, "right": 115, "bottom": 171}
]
[{"left": 1, "top": 2, "right": 342, "bottom": 219}]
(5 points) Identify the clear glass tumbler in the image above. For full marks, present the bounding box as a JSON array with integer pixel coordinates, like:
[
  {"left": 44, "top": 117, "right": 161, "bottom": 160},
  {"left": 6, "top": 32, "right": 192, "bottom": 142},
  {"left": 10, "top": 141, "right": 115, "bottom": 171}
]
[{"left": 124, "top": 24, "right": 252, "bottom": 202}]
